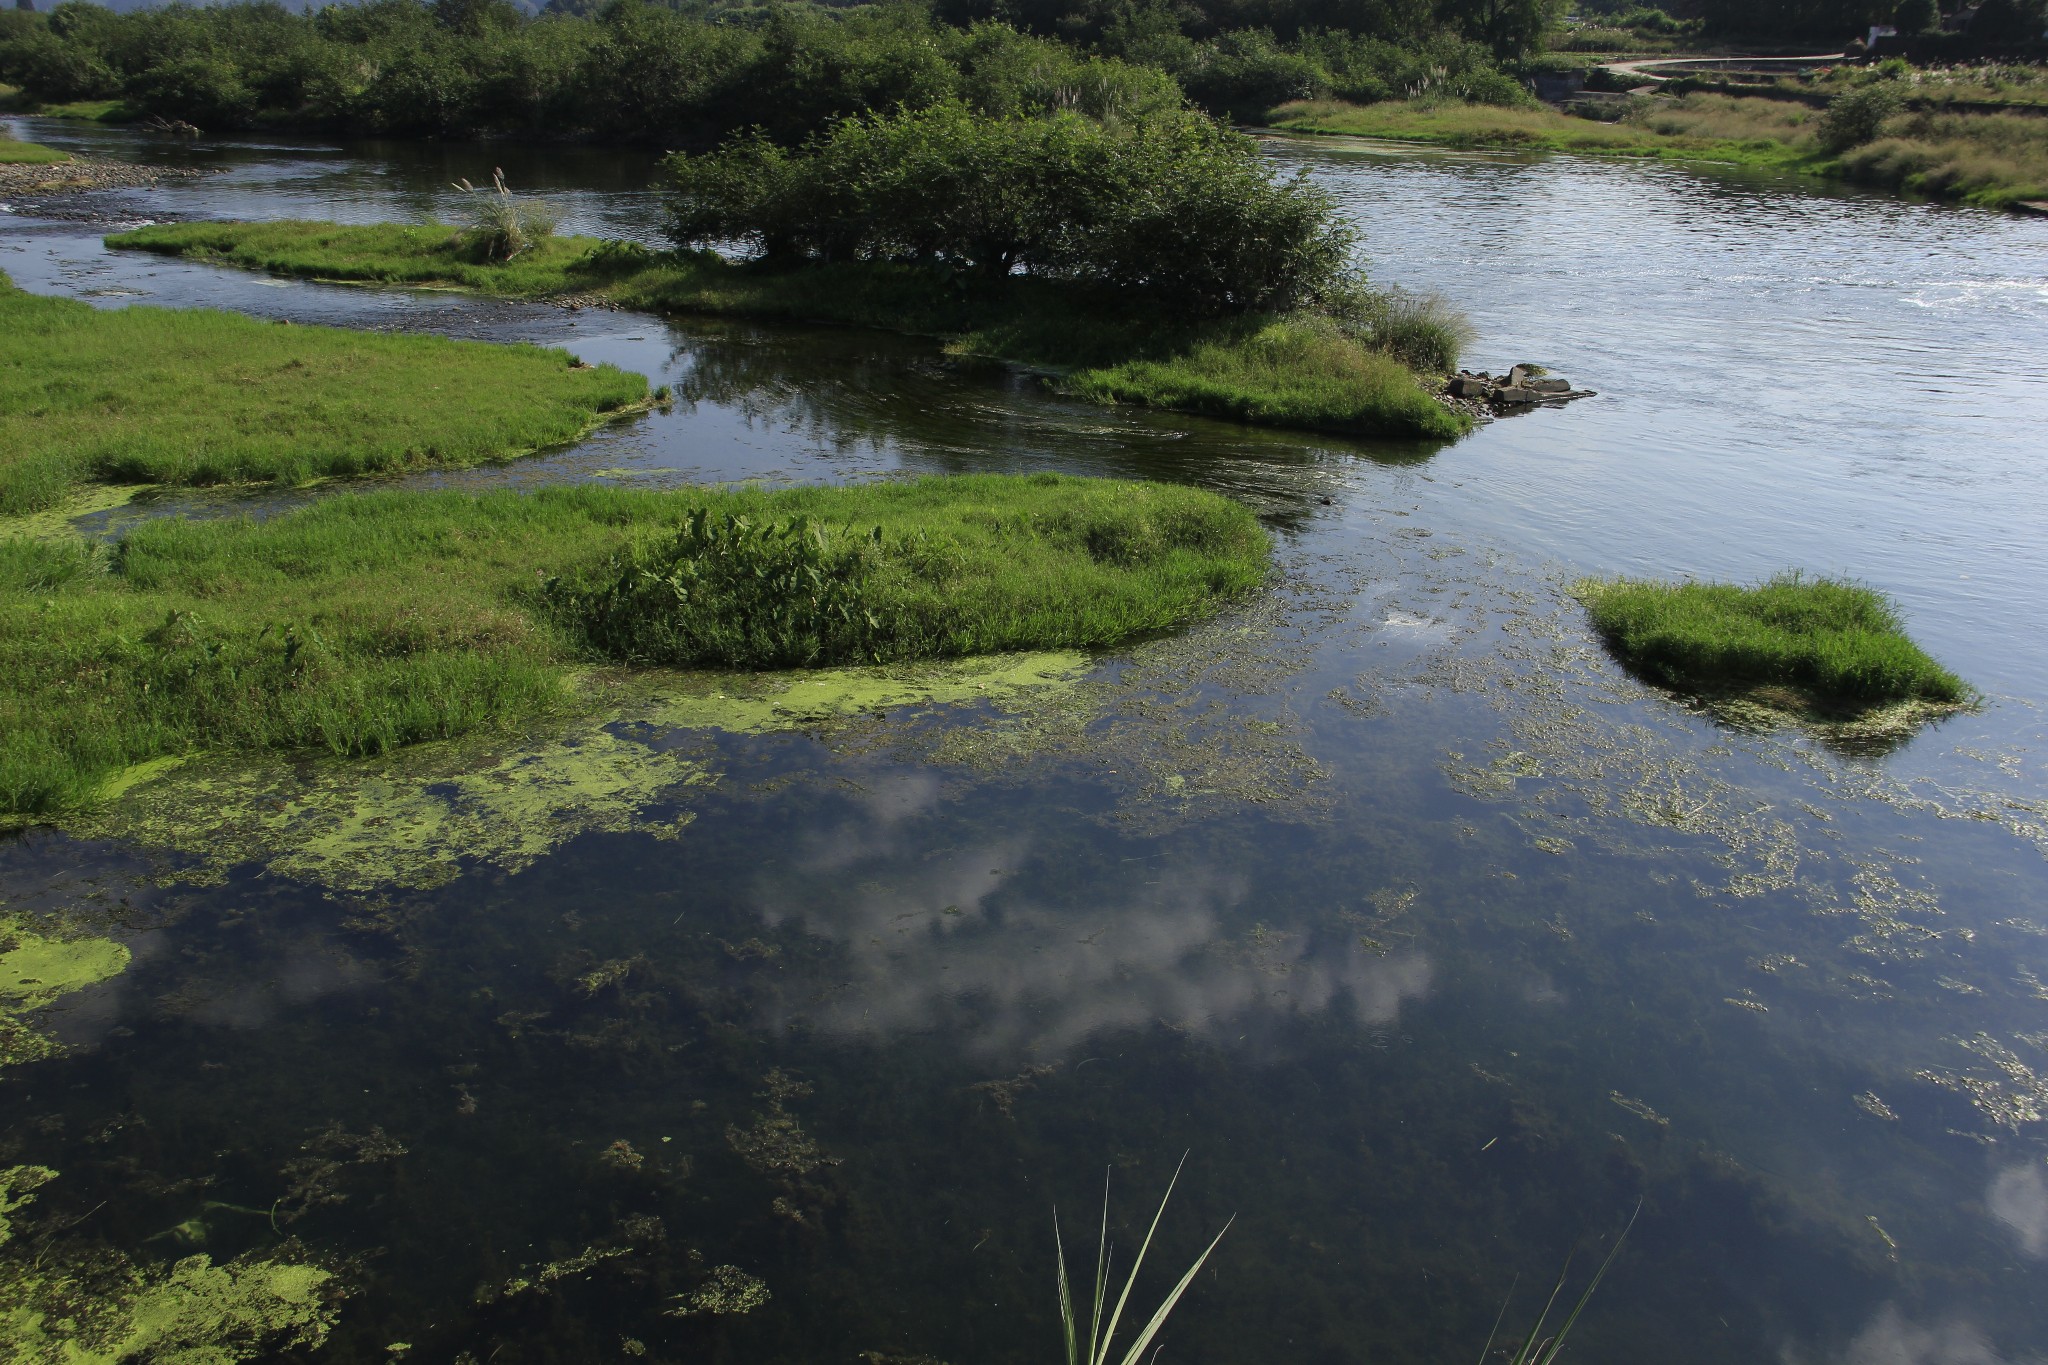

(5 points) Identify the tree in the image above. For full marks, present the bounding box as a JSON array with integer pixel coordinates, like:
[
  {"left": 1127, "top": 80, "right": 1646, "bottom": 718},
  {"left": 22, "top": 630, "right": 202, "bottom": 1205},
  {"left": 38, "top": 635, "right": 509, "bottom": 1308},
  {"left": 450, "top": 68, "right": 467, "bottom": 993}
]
[{"left": 1892, "top": 0, "right": 1940, "bottom": 33}]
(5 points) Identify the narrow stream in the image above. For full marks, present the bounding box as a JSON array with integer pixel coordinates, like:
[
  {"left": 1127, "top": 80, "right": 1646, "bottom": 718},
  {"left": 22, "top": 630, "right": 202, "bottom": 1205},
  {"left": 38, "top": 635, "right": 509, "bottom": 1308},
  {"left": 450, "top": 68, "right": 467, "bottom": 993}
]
[{"left": 5, "top": 115, "right": 2047, "bottom": 1365}]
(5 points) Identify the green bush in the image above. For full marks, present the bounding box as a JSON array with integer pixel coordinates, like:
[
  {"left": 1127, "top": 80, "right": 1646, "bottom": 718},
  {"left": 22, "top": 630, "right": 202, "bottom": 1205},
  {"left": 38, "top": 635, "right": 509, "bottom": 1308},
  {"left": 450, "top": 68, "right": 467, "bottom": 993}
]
[
  {"left": 1819, "top": 83, "right": 1905, "bottom": 152},
  {"left": 1581, "top": 572, "right": 1967, "bottom": 708},
  {"left": 664, "top": 104, "right": 1356, "bottom": 320}
]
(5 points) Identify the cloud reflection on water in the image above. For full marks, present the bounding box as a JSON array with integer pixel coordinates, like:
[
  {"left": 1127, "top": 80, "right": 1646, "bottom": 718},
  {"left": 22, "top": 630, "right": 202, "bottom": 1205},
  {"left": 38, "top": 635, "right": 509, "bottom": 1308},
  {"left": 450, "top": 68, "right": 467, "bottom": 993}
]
[{"left": 751, "top": 770, "right": 1431, "bottom": 1057}]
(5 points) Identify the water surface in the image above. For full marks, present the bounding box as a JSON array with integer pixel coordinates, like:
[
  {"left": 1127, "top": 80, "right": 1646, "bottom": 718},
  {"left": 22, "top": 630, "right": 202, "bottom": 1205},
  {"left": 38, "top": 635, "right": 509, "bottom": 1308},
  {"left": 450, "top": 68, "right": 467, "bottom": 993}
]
[{"left": 5, "top": 115, "right": 2048, "bottom": 1365}]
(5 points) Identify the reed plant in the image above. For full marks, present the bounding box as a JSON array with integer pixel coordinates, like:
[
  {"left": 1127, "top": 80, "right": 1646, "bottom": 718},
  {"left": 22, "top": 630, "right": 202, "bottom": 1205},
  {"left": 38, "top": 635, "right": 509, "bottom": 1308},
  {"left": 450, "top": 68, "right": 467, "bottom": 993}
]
[
  {"left": 1055, "top": 1157, "right": 1232, "bottom": 1365},
  {"left": 1479, "top": 1205, "right": 1637, "bottom": 1365},
  {"left": 454, "top": 168, "right": 560, "bottom": 262}
]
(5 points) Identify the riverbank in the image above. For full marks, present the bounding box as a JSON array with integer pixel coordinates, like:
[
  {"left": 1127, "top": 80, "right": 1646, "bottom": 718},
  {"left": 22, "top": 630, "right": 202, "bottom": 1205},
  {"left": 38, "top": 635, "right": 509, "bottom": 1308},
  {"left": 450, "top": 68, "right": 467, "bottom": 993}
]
[
  {"left": 0, "top": 135, "right": 66, "bottom": 165},
  {"left": 1264, "top": 94, "right": 2048, "bottom": 209},
  {"left": 0, "top": 476, "right": 1268, "bottom": 816},
  {"left": 0, "top": 271, "right": 649, "bottom": 514},
  {"left": 106, "top": 221, "right": 1469, "bottom": 442}
]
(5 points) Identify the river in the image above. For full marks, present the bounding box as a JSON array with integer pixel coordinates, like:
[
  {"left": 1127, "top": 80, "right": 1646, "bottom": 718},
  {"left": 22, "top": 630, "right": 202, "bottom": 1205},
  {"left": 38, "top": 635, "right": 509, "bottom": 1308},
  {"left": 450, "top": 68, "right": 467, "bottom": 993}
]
[{"left": 4, "top": 115, "right": 2047, "bottom": 1365}]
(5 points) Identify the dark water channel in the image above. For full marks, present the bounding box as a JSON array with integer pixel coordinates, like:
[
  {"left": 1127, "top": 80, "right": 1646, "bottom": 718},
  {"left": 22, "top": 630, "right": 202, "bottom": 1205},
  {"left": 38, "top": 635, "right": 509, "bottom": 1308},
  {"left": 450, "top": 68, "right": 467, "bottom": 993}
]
[{"left": 5, "top": 117, "right": 2048, "bottom": 1365}]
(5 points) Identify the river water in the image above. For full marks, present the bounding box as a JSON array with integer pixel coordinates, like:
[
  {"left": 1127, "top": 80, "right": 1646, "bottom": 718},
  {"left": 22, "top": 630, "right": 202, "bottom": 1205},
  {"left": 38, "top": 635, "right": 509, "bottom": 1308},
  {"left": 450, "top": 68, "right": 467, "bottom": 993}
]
[{"left": 5, "top": 117, "right": 2048, "bottom": 1365}]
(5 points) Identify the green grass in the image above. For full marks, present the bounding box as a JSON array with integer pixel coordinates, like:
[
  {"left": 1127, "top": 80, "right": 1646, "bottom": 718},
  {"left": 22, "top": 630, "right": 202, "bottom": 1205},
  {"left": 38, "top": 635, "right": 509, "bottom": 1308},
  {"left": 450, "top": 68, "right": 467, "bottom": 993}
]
[
  {"left": 19, "top": 99, "right": 137, "bottom": 123},
  {"left": 0, "top": 137, "right": 68, "bottom": 166},
  {"left": 105, "top": 221, "right": 1470, "bottom": 442},
  {"left": 1, "top": 475, "right": 1269, "bottom": 814},
  {"left": 1578, "top": 572, "right": 1968, "bottom": 710},
  {"left": 1067, "top": 316, "right": 1465, "bottom": 440},
  {"left": 0, "top": 271, "right": 649, "bottom": 515}
]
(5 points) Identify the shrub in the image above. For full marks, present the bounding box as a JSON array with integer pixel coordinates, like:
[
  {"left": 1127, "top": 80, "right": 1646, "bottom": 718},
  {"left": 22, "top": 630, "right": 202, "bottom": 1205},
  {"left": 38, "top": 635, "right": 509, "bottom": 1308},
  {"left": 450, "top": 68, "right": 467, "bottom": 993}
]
[
  {"left": 1818, "top": 82, "right": 1904, "bottom": 152},
  {"left": 663, "top": 104, "right": 1357, "bottom": 319}
]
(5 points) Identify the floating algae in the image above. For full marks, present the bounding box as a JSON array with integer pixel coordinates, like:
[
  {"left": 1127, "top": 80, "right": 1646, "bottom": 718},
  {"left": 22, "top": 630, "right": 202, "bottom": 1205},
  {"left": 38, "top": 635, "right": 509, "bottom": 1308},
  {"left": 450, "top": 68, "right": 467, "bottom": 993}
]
[
  {"left": 641, "top": 652, "right": 1090, "bottom": 735},
  {"left": 0, "top": 1167, "right": 341, "bottom": 1365},
  {"left": 72, "top": 714, "right": 718, "bottom": 892},
  {"left": 0, "top": 914, "right": 131, "bottom": 1069},
  {"left": 62, "top": 653, "right": 1091, "bottom": 892},
  {"left": 1916, "top": 1032, "right": 2048, "bottom": 1134},
  {"left": 665, "top": 1265, "right": 770, "bottom": 1318}
]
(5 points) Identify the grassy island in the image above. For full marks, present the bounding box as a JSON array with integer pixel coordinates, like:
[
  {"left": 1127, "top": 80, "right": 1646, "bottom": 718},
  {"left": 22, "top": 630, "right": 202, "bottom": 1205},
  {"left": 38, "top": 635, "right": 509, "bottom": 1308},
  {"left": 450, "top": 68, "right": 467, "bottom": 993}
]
[
  {"left": 1, "top": 475, "right": 1268, "bottom": 815},
  {"left": 1578, "top": 572, "right": 1969, "bottom": 714},
  {"left": 0, "top": 273, "right": 648, "bottom": 514}
]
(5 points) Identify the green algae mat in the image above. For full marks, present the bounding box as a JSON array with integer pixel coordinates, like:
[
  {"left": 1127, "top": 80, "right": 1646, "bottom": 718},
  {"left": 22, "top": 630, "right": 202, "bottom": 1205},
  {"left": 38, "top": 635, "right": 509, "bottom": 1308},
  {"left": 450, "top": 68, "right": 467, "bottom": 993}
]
[
  {"left": 0, "top": 270, "right": 649, "bottom": 516},
  {"left": 1, "top": 476, "right": 1267, "bottom": 818}
]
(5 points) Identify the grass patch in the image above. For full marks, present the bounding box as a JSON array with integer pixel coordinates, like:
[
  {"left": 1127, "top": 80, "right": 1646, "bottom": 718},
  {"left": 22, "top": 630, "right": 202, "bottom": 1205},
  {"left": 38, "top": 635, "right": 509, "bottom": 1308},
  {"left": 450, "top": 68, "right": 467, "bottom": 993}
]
[
  {"left": 1066, "top": 317, "right": 1465, "bottom": 441},
  {"left": 1577, "top": 572, "right": 1968, "bottom": 712},
  {"left": 1, "top": 475, "right": 1268, "bottom": 815},
  {"left": 0, "top": 271, "right": 648, "bottom": 515},
  {"left": 18, "top": 99, "right": 136, "bottom": 122},
  {"left": 0, "top": 137, "right": 67, "bottom": 166},
  {"left": 105, "top": 221, "right": 1469, "bottom": 441}
]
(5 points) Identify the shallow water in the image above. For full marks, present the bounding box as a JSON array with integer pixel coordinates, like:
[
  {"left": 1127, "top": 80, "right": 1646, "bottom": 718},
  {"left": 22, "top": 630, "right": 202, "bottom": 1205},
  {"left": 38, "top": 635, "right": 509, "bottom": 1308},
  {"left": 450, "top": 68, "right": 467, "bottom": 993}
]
[{"left": 5, "top": 116, "right": 2048, "bottom": 1365}]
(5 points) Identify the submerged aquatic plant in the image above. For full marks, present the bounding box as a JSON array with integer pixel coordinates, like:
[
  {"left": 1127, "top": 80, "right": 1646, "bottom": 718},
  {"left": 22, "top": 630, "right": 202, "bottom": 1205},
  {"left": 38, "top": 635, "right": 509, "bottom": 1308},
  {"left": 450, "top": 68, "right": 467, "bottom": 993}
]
[
  {"left": 1054, "top": 1155, "right": 1232, "bottom": 1365},
  {"left": 1479, "top": 1205, "right": 1637, "bottom": 1365}
]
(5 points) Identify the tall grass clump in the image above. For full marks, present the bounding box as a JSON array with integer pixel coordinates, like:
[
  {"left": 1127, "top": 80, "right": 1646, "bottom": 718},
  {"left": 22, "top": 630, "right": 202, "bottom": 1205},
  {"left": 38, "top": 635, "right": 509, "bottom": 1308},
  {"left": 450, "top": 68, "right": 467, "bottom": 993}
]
[
  {"left": 454, "top": 167, "right": 560, "bottom": 262},
  {"left": 0, "top": 133, "right": 68, "bottom": 165},
  {"left": 0, "top": 270, "right": 644, "bottom": 514},
  {"left": 1343, "top": 285, "right": 1474, "bottom": 373},
  {"left": 1579, "top": 572, "right": 1968, "bottom": 709},
  {"left": 1, "top": 476, "right": 1269, "bottom": 816}
]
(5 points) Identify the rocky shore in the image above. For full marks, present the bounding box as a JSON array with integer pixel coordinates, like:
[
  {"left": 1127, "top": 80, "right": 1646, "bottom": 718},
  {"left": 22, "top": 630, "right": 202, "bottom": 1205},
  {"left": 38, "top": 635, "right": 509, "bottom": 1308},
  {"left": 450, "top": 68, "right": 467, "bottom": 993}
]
[
  {"left": 0, "top": 156, "right": 218, "bottom": 198},
  {"left": 1437, "top": 364, "right": 1596, "bottom": 421}
]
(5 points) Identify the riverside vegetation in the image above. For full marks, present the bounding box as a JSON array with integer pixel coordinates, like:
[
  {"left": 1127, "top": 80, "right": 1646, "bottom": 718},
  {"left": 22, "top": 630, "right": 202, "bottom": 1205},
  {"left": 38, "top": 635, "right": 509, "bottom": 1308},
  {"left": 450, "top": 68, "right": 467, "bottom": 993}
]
[
  {"left": 109, "top": 101, "right": 1476, "bottom": 440},
  {"left": 0, "top": 271, "right": 648, "bottom": 515},
  {"left": 1269, "top": 72, "right": 2048, "bottom": 210},
  {"left": 0, "top": 475, "right": 1269, "bottom": 816}
]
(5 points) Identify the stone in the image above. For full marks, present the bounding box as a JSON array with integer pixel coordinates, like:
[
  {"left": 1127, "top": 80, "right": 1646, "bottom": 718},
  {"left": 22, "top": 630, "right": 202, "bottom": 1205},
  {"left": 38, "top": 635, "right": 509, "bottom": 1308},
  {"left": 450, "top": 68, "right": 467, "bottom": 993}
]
[
  {"left": 1526, "top": 377, "right": 1573, "bottom": 394},
  {"left": 1448, "top": 376, "right": 1493, "bottom": 399},
  {"left": 1493, "top": 386, "right": 1537, "bottom": 405}
]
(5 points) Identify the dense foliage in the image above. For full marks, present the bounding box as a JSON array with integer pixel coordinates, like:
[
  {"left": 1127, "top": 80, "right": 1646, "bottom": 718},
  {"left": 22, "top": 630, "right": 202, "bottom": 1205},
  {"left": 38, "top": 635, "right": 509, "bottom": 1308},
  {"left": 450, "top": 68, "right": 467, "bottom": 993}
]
[
  {"left": 664, "top": 103, "right": 1352, "bottom": 317},
  {"left": 0, "top": 0, "right": 1546, "bottom": 140}
]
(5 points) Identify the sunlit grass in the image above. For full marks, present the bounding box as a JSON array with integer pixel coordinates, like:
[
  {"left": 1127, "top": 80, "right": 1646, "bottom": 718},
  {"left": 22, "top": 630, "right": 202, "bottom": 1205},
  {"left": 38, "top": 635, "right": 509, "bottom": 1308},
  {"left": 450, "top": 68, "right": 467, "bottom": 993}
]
[
  {"left": 0, "top": 135, "right": 68, "bottom": 166},
  {"left": 0, "top": 271, "right": 647, "bottom": 514},
  {"left": 1, "top": 476, "right": 1269, "bottom": 815},
  {"left": 1066, "top": 316, "right": 1466, "bottom": 440},
  {"left": 1578, "top": 572, "right": 1968, "bottom": 709}
]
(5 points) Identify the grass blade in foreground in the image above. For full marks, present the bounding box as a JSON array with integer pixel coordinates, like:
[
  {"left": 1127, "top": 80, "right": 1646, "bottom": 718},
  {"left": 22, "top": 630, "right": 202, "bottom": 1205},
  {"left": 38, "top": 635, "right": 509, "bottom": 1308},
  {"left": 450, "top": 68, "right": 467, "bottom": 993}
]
[
  {"left": 1055, "top": 1154, "right": 1233, "bottom": 1365},
  {"left": 1490, "top": 1204, "right": 1638, "bottom": 1365}
]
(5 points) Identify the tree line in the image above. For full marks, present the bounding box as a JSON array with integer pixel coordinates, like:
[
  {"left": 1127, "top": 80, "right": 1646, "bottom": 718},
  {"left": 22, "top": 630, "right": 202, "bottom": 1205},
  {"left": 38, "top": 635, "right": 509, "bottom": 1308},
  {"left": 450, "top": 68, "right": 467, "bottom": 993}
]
[{"left": 0, "top": 0, "right": 1540, "bottom": 140}]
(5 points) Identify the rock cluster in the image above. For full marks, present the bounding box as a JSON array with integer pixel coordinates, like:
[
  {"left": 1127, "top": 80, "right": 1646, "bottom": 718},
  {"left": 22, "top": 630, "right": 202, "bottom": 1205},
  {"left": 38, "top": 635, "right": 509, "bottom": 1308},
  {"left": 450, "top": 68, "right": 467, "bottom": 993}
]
[
  {"left": 1444, "top": 364, "right": 1596, "bottom": 413},
  {"left": 0, "top": 157, "right": 218, "bottom": 198}
]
